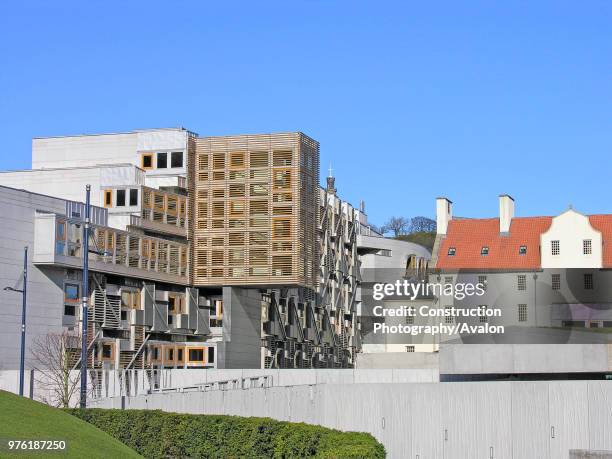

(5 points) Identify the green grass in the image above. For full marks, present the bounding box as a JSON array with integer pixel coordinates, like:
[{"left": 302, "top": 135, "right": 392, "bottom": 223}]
[{"left": 0, "top": 390, "right": 141, "bottom": 458}]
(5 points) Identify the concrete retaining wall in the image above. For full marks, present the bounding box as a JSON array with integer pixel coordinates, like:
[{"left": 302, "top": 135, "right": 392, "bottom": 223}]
[{"left": 90, "top": 380, "right": 612, "bottom": 459}]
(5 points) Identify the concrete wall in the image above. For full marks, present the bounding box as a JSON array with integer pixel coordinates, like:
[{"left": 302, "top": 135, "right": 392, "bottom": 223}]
[
  {"left": 89, "top": 380, "right": 612, "bottom": 459},
  {"left": 0, "top": 187, "right": 67, "bottom": 370},
  {"left": 217, "top": 287, "right": 262, "bottom": 369}
]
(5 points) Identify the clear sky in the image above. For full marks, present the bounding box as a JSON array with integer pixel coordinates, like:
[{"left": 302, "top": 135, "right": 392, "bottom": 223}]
[{"left": 0, "top": 1, "right": 610, "bottom": 227}]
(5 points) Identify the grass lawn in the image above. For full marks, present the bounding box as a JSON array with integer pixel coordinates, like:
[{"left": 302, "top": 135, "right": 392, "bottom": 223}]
[{"left": 0, "top": 390, "right": 141, "bottom": 458}]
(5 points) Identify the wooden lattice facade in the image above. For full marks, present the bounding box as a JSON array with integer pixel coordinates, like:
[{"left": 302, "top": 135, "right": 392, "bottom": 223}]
[{"left": 190, "top": 133, "right": 319, "bottom": 289}]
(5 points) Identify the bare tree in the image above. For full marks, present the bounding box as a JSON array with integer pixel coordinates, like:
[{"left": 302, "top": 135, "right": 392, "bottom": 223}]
[
  {"left": 409, "top": 216, "right": 436, "bottom": 233},
  {"left": 382, "top": 216, "right": 410, "bottom": 237},
  {"left": 31, "top": 331, "right": 81, "bottom": 408}
]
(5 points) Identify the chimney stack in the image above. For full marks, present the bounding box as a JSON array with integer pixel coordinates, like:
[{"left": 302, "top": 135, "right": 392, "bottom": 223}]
[
  {"left": 436, "top": 197, "right": 452, "bottom": 235},
  {"left": 499, "top": 194, "right": 514, "bottom": 234}
]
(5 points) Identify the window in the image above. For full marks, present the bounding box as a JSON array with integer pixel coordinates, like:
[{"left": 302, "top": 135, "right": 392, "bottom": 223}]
[
  {"left": 405, "top": 346, "right": 415, "bottom": 353},
  {"left": 517, "top": 275, "right": 526, "bottom": 291},
  {"left": 157, "top": 152, "right": 167, "bottom": 168},
  {"left": 102, "top": 344, "right": 112, "bottom": 359},
  {"left": 152, "top": 347, "right": 160, "bottom": 360},
  {"left": 519, "top": 245, "right": 527, "bottom": 255},
  {"left": 116, "top": 189, "right": 126, "bottom": 207},
  {"left": 104, "top": 190, "right": 112, "bottom": 207},
  {"left": 208, "top": 347, "right": 215, "bottom": 364},
  {"left": 481, "top": 246, "right": 489, "bottom": 256},
  {"left": 171, "top": 151, "right": 183, "bottom": 168},
  {"left": 445, "top": 307, "right": 454, "bottom": 324},
  {"left": 167, "top": 348, "right": 174, "bottom": 361},
  {"left": 584, "top": 273, "right": 594, "bottom": 290},
  {"left": 479, "top": 305, "right": 488, "bottom": 323},
  {"left": 478, "top": 275, "right": 487, "bottom": 291},
  {"left": 552, "top": 274, "right": 561, "bottom": 290},
  {"left": 377, "top": 249, "right": 392, "bottom": 257},
  {"left": 129, "top": 189, "right": 138, "bottom": 206},
  {"left": 189, "top": 348, "right": 204, "bottom": 362},
  {"left": 551, "top": 240, "right": 560, "bottom": 256},
  {"left": 64, "top": 305, "right": 76, "bottom": 316},
  {"left": 177, "top": 349, "right": 184, "bottom": 362},
  {"left": 141, "top": 154, "right": 153, "bottom": 169},
  {"left": 447, "top": 247, "right": 456, "bottom": 256},
  {"left": 64, "top": 283, "right": 79, "bottom": 303},
  {"left": 518, "top": 304, "right": 527, "bottom": 322},
  {"left": 121, "top": 310, "right": 127, "bottom": 321},
  {"left": 405, "top": 314, "right": 414, "bottom": 325},
  {"left": 583, "top": 239, "right": 592, "bottom": 255}
]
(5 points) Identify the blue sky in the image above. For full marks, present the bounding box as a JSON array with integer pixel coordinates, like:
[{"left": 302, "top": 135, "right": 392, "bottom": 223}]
[{"left": 0, "top": 1, "right": 610, "bottom": 226}]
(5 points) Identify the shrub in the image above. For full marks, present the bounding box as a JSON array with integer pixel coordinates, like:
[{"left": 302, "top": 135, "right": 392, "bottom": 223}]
[{"left": 66, "top": 408, "right": 385, "bottom": 458}]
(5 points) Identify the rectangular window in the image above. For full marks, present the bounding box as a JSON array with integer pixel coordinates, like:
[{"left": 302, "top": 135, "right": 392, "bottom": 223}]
[
  {"left": 377, "top": 249, "right": 392, "bottom": 257},
  {"left": 583, "top": 239, "right": 592, "bottom": 255},
  {"left": 157, "top": 152, "right": 167, "bottom": 168},
  {"left": 171, "top": 151, "right": 183, "bottom": 168},
  {"left": 167, "top": 348, "right": 174, "bottom": 361},
  {"left": 129, "top": 189, "right": 138, "bottom": 206},
  {"left": 518, "top": 304, "right": 527, "bottom": 322},
  {"left": 445, "top": 307, "right": 454, "bottom": 324},
  {"left": 405, "top": 346, "right": 415, "bottom": 353},
  {"left": 189, "top": 348, "right": 204, "bottom": 362},
  {"left": 64, "top": 305, "right": 76, "bottom": 316},
  {"left": 447, "top": 247, "right": 456, "bottom": 256},
  {"left": 116, "top": 189, "right": 126, "bottom": 207},
  {"left": 552, "top": 274, "right": 561, "bottom": 290},
  {"left": 479, "top": 305, "right": 488, "bottom": 323},
  {"left": 102, "top": 344, "right": 112, "bottom": 359},
  {"left": 519, "top": 245, "right": 527, "bottom": 255},
  {"left": 551, "top": 240, "right": 560, "bottom": 256},
  {"left": 177, "top": 349, "right": 184, "bottom": 362},
  {"left": 517, "top": 275, "right": 526, "bottom": 291},
  {"left": 141, "top": 154, "right": 153, "bottom": 169},
  {"left": 584, "top": 273, "right": 594, "bottom": 290},
  {"left": 104, "top": 190, "right": 112, "bottom": 207},
  {"left": 444, "top": 276, "right": 453, "bottom": 284},
  {"left": 64, "top": 283, "right": 79, "bottom": 303},
  {"left": 405, "top": 314, "right": 414, "bottom": 325},
  {"left": 208, "top": 347, "right": 215, "bottom": 364},
  {"left": 481, "top": 246, "right": 489, "bottom": 256},
  {"left": 478, "top": 275, "right": 487, "bottom": 291}
]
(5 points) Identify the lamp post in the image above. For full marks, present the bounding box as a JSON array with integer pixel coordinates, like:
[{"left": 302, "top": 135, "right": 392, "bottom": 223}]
[
  {"left": 79, "top": 185, "right": 91, "bottom": 409},
  {"left": 4, "top": 246, "right": 28, "bottom": 397}
]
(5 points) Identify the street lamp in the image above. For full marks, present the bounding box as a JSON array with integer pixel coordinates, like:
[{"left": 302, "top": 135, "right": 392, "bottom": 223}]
[{"left": 4, "top": 246, "right": 28, "bottom": 397}]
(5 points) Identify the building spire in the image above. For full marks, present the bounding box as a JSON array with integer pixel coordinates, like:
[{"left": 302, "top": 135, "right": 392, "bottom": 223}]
[{"left": 326, "top": 162, "right": 336, "bottom": 194}]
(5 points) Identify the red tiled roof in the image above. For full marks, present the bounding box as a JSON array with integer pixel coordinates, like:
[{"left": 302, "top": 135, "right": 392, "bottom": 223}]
[
  {"left": 436, "top": 216, "right": 552, "bottom": 270},
  {"left": 588, "top": 215, "right": 612, "bottom": 268},
  {"left": 436, "top": 214, "right": 612, "bottom": 270}
]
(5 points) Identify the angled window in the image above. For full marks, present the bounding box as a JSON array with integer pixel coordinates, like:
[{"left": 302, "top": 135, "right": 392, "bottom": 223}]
[
  {"left": 519, "top": 245, "right": 527, "bottom": 255},
  {"left": 481, "top": 246, "right": 489, "bottom": 256},
  {"left": 447, "top": 247, "right": 456, "bottom": 256}
]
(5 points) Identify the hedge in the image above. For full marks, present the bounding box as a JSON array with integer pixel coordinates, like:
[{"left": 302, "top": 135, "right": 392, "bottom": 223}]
[{"left": 66, "top": 408, "right": 386, "bottom": 458}]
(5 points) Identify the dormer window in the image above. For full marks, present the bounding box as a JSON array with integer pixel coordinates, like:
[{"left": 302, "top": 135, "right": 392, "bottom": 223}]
[
  {"left": 448, "top": 247, "right": 456, "bottom": 256},
  {"left": 481, "top": 246, "right": 489, "bottom": 256},
  {"left": 519, "top": 245, "right": 527, "bottom": 255}
]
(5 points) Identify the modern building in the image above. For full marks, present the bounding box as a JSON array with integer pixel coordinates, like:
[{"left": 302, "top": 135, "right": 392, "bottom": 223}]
[{"left": 0, "top": 127, "right": 412, "bottom": 373}]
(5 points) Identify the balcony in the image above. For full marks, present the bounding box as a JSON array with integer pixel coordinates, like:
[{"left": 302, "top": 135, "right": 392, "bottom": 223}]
[
  {"left": 34, "top": 212, "right": 188, "bottom": 284},
  {"left": 128, "top": 186, "right": 187, "bottom": 237}
]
